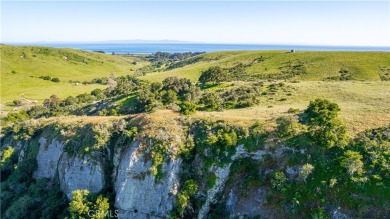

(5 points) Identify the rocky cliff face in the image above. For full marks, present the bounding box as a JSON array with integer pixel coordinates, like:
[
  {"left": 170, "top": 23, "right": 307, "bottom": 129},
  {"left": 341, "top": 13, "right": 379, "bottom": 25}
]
[
  {"left": 16, "top": 133, "right": 181, "bottom": 218},
  {"left": 1, "top": 132, "right": 284, "bottom": 219},
  {"left": 114, "top": 140, "right": 181, "bottom": 218},
  {"left": 32, "top": 137, "right": 105, "bottom": 199},
  {"left": 58, "top": 153, "right": 105, "bottom": 199},
  {"left": 33, "top": 137, "right": 64, "bottom": 179},
  {"left": 3, "top": 111, "right": 388, "bottom": 218}
]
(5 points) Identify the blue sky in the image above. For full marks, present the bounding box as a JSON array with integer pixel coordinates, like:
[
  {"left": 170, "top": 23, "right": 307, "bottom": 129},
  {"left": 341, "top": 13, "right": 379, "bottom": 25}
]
[{"left": 1, "top": 1, "right": 389, "bottom": 46}]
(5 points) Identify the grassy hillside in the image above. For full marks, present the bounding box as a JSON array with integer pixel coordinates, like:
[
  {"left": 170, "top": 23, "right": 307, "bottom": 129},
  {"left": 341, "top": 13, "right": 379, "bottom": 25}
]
[
  {"left": 193, "top": 80, "right": 390, "bottom": 134},
  {"left": 1, "top": 46, "right": 389, "bottom": 134},
  {"left": 136, "top": 50, "right": 390, "bottom": 134},
  {"left": 140, "top": 50, "right": 390, "bottom": 82},
  {"left": 0, "top": 44, "right": 147, "bottom": 103}
]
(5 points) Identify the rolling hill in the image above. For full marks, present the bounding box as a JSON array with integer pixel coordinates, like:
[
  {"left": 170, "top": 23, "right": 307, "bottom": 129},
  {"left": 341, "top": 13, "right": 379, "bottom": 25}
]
[
  {"left": 0, "top": 44, "right": 147, "bottom": 104},
  {"left": 140, "top": 50, "right": 390, "bottom": 82}
]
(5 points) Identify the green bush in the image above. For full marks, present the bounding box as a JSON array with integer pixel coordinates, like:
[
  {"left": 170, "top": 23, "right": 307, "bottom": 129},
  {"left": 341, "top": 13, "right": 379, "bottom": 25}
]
[
  {"left": 198, "top": 66, "right": 230, "bottom": 85},
  {"left": 200, "top": 92, "right": 222, "bottom": 110},
  {"left": 276, "top": 116, "right": 303, "bottom": 138},
  {"left": 63, "top": 96, "right": 78, "bottom": 106},
  {"left": 91, "top": 88, "right": 105, "bottom": 99},
  {"left": 244, "top": 121, "right": 268, "bottom": 152},
  {"left": 161, "top": 90, "right": 178, "bottom": 105},
  {"left": 76, "top": 93, "right": 95, "bottom": 104},
  {"left": 180, "top": 102, "right": 197, "bottom": 115},
  {"left": 2, "top": 110, "right": 30, "bottom": 125},
  {"left": 305, "top": 99, "right": 348, "bottom": 148},
  {"left": 51, "top": 78, "right": 60, "bottom": 83},
  {"left": 13, "top": 100, "right": 22, "bottom": 106},
  {"left": 40, "top": 76, "right": 51, "bottom": 80},
  {"left": 176, "top": 180, "right": 198, "bottom": 216},
  {"left": 69, "top": 190, "right": 109, "bottom": 219},
  {"left": 271, "top": 171, "right": 287, "bottom": 191}
]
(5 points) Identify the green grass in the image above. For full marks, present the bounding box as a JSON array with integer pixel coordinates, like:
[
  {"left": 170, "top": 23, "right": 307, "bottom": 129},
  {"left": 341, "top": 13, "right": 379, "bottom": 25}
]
[
  {"left": 193, "top": 80, "right": 390, "bottom": 135},
  {"left": 0, "top": 44, "right": 147, "bottom": 103},
  {"left": 140, "top": 50, "right": 390, "bottom": 82}
]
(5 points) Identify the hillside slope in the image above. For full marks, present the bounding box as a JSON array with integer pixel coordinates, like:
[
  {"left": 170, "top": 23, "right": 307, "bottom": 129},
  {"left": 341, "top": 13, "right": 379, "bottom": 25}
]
[
  {"left": 0, "top": 45, "right": 147, "bottom": 103},
  {"left": 140, "top": 50, "right": 390, "bottom": 82}
]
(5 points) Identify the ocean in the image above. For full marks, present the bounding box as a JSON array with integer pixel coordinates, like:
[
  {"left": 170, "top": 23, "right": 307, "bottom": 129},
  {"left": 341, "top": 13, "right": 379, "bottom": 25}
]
[{"left": 9, "top": 43, "right": 390, "bottom": 54}]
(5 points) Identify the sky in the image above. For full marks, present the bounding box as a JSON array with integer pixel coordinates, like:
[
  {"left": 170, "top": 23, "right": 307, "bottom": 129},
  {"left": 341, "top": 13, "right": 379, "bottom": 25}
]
[{"left": 1, "top": 1, "right": 389, "bottom": 46}]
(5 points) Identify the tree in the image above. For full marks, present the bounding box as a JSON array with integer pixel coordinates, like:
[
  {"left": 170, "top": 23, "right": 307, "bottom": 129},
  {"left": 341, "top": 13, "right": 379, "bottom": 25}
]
[
  {"left": 150, "top": 82, "right": 162, "bottom": 93},
  {"left": 111, "top": 76, "right": 138, "bottom": 95},
  {"left": 91, "top": 89, "right": 105, "bottom": 100},
  {"left": 305, "top": 99, "right": 348, "bottom": 148},
  {"left": 161, "top": 90, "right": 177, "bottom": 105},
  {"left": 43, "top": 95, "right": 62, "bottom": 108},
  {"left": 198, "top": 66, "right": 229, "bottom": 85},
  {"left": 182, "top": 85, "right": 201, "bottom": 103},
  {"left": 134, "top": 84, "right": 160, "bottom": 112}
]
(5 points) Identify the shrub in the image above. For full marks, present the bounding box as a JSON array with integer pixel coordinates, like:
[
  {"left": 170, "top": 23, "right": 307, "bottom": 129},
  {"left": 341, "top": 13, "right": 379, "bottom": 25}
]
[
  {"left": 245, "top": 121, "right": 268, "bottom": 152},
  {"left": 51, "top": 78, "right": 60, "bottom": 83},
  {"left": 287, "top": 108, "right": 300, "bottom": 114},
  {"left": 341, "top": 150, "right": 364, "bottom": 176},
  {"left": 76, "top": 93, "right": 95, "bottom": 104},
  {"left": 13, "top": 100, "right": 22, "bottom": 106},
  {"left": 1, "top": 146, "right": 14, "bottom": 167},
  {"left": 14, "top": 158, "right": 38, "bottom": 183},
  {"left": 27, "top": 105, "right": 48, "bottom": 118},
  {"left": 176, "top": 180, "right": 198, "bottom": 216},
  {"left": 40, "top": 76, "right": 51, "bottom": 80},
  {"left": 2, "top": 110, "right": 30, "bottom": 125},
  {"left": 92, "top": 122, "right": 113, "bottom": 150},
  {"left": 298, "top": 163, "right": 314, "bottom": 182},
  {"left": 271, "top": 171, "right": 287, "bottom": 191},
  {"left": 207, "top": 172, "right": 217, "bottom": 189},
  {"left": 180, "top": 102, "right": 197, "bottom": 115},
  {"left": 276, "top": 116, "right": 303, "bottom": 138},
  {"left": 200, "top": 92, "right": 222, "bottom": 110},
  {"left": 63, "top": 96, "right": 78, "bottom": 106},
  {"left": 69, "top": 190, "right": 91, "bottom": 218}
]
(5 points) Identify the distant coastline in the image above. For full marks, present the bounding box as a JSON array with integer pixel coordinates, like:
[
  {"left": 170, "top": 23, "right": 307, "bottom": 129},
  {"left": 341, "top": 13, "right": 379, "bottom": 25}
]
[{"left": 6, "top": 42, "right": 390, "bottom": 54}]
